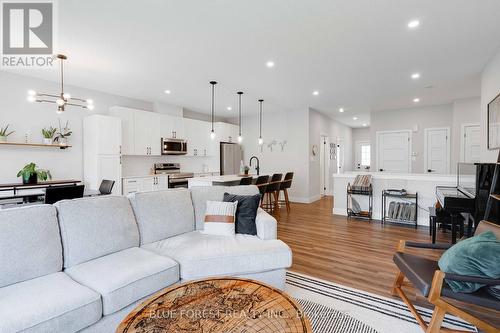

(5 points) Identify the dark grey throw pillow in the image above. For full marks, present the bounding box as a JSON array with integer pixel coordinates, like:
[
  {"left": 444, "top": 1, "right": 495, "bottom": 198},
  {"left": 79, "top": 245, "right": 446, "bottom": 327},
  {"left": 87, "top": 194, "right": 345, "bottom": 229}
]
[{"left": 223, "top": 193, "right": 260, "bottom": 235}]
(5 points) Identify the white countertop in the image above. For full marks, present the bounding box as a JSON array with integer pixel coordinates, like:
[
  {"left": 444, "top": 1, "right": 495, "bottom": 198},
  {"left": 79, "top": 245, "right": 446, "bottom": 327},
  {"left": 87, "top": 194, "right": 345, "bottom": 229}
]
[
  {"left": 332, "top": 172, "right": 457, "bottom": 182},
  {"left": 189, "top": 175, "right": 251, "bottom": 182}
]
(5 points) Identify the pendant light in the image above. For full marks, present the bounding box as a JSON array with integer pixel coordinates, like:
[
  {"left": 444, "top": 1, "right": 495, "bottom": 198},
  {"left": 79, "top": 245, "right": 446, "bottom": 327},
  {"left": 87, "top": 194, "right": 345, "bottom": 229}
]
[
  {"left": 209, "top": 81, "right": 217, "bottom": 139},
  {"left": 237, "top": 91, "right": 243, "bottom": 143},
  {"left": 258, "top": 99, "right": 264, "bottom": 145}
]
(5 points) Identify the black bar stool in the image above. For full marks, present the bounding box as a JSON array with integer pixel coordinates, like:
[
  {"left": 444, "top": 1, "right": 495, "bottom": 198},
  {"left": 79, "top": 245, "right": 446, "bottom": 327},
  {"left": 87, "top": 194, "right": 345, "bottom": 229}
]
[
  {"left": 239, "top": 177, "right": 253, "bottom": 185},
  {"left": 264, "top": 173, "right": 282, "bottom": 217},
  {"left": 279, "top": 172, "right": 293, "bottom": 213},
  {"left": 255, "top": 175, "right": 270, "bottom": 206}
]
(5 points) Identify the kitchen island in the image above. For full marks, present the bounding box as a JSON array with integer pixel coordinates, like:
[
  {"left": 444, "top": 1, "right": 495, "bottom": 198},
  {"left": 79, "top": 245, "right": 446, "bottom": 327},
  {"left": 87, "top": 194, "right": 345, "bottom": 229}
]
[
  {"left": 188, "top": 175, "right": 256, "bottom": 188},
  {"left": 332, "top": 172, "right": 457, "bottom": 226}
]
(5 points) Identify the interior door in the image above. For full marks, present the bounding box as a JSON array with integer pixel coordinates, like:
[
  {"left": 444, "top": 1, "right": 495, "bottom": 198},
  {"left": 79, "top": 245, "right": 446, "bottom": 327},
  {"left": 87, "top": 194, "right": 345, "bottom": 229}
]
[
  {"left": 377, "top": 131, "right": 410, "bottom": 173},
  {"left": 425, "top": 128, "right": 449, "bottom": 174},
  {"left": 463, "top": 125, "right": 480, "bottom": 163}
]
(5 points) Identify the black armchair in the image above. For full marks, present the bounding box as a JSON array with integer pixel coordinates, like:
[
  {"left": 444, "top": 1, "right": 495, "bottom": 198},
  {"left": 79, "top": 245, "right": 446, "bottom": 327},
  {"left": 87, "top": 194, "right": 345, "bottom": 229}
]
[{"left": 392, "top": 221, "right": 500, "bottom": 333}]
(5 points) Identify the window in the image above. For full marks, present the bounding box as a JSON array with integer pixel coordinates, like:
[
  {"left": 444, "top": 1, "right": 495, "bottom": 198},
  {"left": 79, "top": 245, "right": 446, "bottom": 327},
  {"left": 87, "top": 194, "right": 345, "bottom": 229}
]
[{"left": 361, "top": 144, "right": 370, "bottom": 166}]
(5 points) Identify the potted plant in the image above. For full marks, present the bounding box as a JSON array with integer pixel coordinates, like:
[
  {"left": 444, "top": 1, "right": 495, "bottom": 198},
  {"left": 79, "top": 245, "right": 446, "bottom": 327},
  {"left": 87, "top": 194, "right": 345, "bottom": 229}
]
[
  {"left": 17, "top": 163, "right": 52, "bottom": 184},
  {"left": 243, "top": 165, "right": 250, "bottom": 175},
  {"left": 0, "top": 124, "right": 14, "bottom": 142},
  {"left": 53, "top": 120, "right": 72, "bottom": 145},
  {"left": 42, "top": 126, "right": 57, "bottom": 145}
]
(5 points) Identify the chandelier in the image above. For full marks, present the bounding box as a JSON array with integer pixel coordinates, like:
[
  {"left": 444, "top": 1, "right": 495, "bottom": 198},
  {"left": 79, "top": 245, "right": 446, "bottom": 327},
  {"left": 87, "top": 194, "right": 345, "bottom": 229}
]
[{"left": 27, "top": 54, "right": 94, "bottom": 113}]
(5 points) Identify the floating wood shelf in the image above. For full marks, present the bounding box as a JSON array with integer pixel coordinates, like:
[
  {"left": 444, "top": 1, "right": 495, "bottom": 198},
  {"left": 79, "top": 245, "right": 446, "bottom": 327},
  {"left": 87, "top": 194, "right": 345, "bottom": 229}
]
[{"left": 0, "top": 141, "right": 72, "bottom": 149}]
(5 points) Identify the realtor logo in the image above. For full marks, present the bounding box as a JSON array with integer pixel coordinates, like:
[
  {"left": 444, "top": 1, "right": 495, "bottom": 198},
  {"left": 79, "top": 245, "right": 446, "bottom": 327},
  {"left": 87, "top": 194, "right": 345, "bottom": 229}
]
[{"left": 1, "top": 0, "right": 55, "bottom": 67}]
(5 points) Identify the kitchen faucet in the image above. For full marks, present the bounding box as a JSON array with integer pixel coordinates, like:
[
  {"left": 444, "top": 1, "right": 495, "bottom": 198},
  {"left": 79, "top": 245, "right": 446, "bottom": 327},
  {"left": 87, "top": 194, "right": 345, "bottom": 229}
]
[{"left": 249, "top": 156, "right": 260, "bottom": 175}]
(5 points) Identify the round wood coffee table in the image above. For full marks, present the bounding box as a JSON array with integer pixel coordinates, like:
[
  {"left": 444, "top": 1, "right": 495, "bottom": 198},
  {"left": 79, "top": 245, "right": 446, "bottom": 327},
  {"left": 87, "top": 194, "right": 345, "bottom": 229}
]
[{"left": 116, "top": 277, "right": 312, "bottom": 333}]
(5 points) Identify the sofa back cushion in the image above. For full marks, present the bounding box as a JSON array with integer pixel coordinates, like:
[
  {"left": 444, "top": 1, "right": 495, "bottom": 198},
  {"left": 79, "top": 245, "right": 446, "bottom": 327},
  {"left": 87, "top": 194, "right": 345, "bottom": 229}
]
[
  {"left": 128, "top": 189, "right": 195, "bottom": 245},
  {"left": 190, "top": 185, "right": 259, "bottom": 230},
  {"left": 55, "top": 196, "right": 139, "bottom": 268},
  {"left": 0, "top": 205, "right": 62, "bottom": 287}
]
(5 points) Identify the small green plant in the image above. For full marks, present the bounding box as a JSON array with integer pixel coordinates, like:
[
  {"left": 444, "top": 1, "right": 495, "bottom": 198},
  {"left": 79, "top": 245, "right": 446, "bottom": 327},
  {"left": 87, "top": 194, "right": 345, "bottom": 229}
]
[
  {"left": 54, "top": 120, "right": 72, "bottom": 143},
  {"left": 243, "top": 165, "right": 250, "bottom": 174},
  {"left": 0, "top": 124, "right": 14, "bottom": 137},
  {"left": 17, "top": 163, "right": 52, "bottom": 184},
  {"left": 42, "top": 126, "right": 57, "bottom": 139}
]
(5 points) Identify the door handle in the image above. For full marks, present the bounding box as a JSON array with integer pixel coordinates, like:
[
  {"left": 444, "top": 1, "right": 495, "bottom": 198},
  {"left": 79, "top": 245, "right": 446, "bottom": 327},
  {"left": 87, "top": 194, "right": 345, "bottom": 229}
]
[
  {"left": 379, "top": 169, "right": 384, "bottom": 172},
  {"left": 427, "top": 169, "right": 433, "bottom": 173}
]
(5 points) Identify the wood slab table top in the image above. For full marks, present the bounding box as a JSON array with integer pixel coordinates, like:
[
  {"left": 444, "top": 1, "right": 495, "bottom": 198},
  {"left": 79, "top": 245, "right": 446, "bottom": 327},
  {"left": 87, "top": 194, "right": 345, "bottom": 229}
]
[{"left": 116, "top": 278, "right": 312, "bottom": 333}]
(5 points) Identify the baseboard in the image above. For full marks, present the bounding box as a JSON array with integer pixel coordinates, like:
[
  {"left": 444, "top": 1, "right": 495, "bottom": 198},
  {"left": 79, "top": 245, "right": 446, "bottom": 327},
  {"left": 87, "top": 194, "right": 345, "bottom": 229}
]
[
  {"left": 289, "top": 194, "right": 322, "bottom": 204},
  {"left": 333, "top": 208, "right": 347, "bottom": 216}
]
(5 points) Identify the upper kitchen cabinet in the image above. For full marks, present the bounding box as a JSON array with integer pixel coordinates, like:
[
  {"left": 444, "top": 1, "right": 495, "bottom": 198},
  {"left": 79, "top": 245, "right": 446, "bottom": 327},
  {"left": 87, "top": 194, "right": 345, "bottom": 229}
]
[
  {"left": 184, "top": 118, "right": 211, "bottom": 156},
  {"left": 109, "top": 106, "right": 161, "bottom": 156},
  {"left": 160, "top": 114, "right": 185, "bottom": 139},
  {"left": 215, "top": 122, "right": 239, "bottom": 143}
]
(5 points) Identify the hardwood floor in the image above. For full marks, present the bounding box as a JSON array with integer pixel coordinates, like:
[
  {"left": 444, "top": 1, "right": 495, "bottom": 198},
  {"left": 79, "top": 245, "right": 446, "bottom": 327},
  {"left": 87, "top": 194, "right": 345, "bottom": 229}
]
[{"left": 275, "top": 196, "right": 500, "bottom": 328}]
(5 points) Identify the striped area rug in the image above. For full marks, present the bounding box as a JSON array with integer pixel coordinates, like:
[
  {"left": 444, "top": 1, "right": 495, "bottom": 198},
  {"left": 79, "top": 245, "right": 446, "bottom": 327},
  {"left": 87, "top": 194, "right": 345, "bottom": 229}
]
[{"left": 285, "top": 271, "right": 477, "bottom": 333}]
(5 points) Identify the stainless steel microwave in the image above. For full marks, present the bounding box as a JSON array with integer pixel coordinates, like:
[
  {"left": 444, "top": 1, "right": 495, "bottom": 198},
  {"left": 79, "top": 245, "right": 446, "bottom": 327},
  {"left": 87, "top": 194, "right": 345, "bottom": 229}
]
[{"left": 161, "top": 138, "right": 187, "bottom": 155}]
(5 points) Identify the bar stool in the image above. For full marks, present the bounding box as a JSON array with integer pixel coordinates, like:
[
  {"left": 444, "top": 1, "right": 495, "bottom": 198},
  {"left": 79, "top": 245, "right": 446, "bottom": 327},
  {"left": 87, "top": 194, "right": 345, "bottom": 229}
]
[
  {"left": 255, "top": 175, "right": 270, "bottom": 206},
  {"left": 239, "top": 177, "right": 253, "bottom": 185},
  {"left": 278, "top": 172, "right": 293, "bottom": 213},
  {"left": 264, "top": 173, "right": 283, "bottom": 217}
]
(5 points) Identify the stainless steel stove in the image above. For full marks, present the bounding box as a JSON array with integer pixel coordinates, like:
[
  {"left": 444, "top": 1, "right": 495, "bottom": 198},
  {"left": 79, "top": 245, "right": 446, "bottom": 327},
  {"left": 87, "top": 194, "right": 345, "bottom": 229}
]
[{"left": 154, "top": 163, "right": 194, "bottom": 188}]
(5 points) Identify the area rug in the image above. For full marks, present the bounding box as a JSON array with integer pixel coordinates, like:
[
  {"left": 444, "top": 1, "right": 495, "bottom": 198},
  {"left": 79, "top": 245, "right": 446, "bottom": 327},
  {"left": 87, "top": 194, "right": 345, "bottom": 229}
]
[{"left": 285, "top": 271, "right": 476, "bottom": 333}]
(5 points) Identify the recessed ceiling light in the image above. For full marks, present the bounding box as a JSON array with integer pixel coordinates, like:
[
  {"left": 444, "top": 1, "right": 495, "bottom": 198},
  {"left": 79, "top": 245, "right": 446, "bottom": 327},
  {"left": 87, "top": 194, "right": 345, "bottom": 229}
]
[
  {"left": 312, "top": 91, "right": 319, "bottom": 96},
  {"left": 413, "top": 98, "right": 420, "bottom": 103},
  {"left": 226, "top": 106, "right": 232, "bottom": 111},
  {"left": 266, "top": 61, "right": 275, "bottom": 68},
  {"left": 411, "top": 73, "right": 420, "bottom": 79},
  {"left": 164, "top": 90, "right": 171, "bottom": 94},
  {"left": 407, "top": 20, "right": 420, "bottom": 29},
  {"left": 362, "top": 123, "right": 367, "bottom": 127},
  {"left": 339, "top": 108, "right": 344, "bottom": 113},
  {"left": 353, "top": 117, "right": 358, "bottom": 120}
]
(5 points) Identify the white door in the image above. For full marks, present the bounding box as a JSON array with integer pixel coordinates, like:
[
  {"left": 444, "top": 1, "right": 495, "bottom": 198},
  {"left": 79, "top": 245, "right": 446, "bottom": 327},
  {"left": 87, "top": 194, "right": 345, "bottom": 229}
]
[
  {"left": 462, "top": 124, "right": 480, "bottom": 163},
  {"left": 148, "top": 113, "right": 161, "bottom": 156},
  {"left": 424, "top": 128, "right": 450, "bottom": 174},
  {"left": 109, "top": 107, "right": 135, "bottom": 155},
  {"left": 377, "top": 131, "right": 411, "bottom": 173},
  {"left": 97, "top": 117, "right": 121, "bottom": 155},
  {"left": 134, "top": 112, "right": 151, "bottom": 155},
  {"left": 97, "top": 155, "right": 121, "bottom": 195},
  {"left": 355, "top": 141, "right": 371, "bottom": 170}
]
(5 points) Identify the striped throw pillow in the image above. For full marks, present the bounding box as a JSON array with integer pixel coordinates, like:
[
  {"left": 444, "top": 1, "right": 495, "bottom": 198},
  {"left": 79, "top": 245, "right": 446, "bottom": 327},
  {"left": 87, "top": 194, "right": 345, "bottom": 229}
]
[{"left": 202, "top": 201, "right": 238, "bottom": 236}]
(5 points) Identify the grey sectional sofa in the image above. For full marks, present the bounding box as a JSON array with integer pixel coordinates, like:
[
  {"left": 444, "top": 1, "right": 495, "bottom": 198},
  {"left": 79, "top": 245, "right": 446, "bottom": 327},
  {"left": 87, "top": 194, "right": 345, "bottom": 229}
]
[{"left": 0, "top": 185, "right": 292, "bottom": 333}]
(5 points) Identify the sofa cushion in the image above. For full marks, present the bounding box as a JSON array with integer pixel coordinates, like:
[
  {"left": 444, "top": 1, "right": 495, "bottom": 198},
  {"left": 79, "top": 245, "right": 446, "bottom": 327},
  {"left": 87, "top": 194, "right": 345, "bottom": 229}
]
[
  {"left": 0, "top": 205, "right": 62, "bottom": 288},
  {"left": 142, "top": 231, "right": 292, "bottom": 280},
  {"left": 0, "top": 272, "right": 101, "bottom": 333},
  {"left": 223, "top": 193, "right": 261, "bottom": 235},
  {"left": 128, "top": 189, "right": 195, "bottom": 245},
  {"left": 190, "top": 185, "right": 259, "bottom": 230},
  {"left": 65, "top": 247, "right": 179, "bottom": 315},
  {"left": 55, "top": 196, "right": 140, "bottom": 268}
]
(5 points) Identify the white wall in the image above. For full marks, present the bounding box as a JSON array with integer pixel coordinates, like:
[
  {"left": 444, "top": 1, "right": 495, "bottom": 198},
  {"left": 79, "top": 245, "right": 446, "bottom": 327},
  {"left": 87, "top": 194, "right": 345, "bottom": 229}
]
[
  {"left": 0, "top": 71, "right": 153, "bottom": 183},
  {"left": 481, "top": 47, "right": 500, "bottom": 162},
  {"left": 308, "top": 108, "right": 352, "bottom": 201},
  {"left": 370, "top": 104, "right": 453, "bottom": 173},
  {"left": 451, "top": 98, "right": 481, "bottom": 168},
  {"left": 238, "top": 108, "right": 310, "bottom": 202}
]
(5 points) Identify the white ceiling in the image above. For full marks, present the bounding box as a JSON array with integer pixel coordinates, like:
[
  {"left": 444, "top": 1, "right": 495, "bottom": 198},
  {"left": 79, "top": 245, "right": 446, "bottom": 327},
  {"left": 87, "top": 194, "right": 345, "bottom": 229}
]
[{"left": 5, "top": 0, "right": 500, "bottom": 128}]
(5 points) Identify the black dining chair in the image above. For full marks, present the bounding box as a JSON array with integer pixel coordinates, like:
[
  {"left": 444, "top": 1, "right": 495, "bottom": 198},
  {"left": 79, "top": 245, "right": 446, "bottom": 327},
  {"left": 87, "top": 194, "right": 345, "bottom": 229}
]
[
  {"left": 279, "top": 172, "right": 294, "bottom": 213},
  {"left": 255, "top": 175, "right": 270, "bottom": 206},
  {"left": 45, "top": 185, "right": 85, "bottom": 205},
  {"left": 264, "top": 173, "right": 283, "bottom": 217},
  {"left": 239, "top": 177, "right": 253, "bottom": 186},
  {"left": 99, "top": 179, "right": 115, "bottom": 195}
]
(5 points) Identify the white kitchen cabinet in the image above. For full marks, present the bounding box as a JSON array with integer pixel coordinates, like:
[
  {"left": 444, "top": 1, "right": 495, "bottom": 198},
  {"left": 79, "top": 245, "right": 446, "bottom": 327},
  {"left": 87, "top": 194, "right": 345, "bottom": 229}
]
[
  {"left": 122, "top": 176, "right": 168, "bottom": 195},
  {"left": 109, "top": 106, "right": 161, "bottom": 156},
  {"left": 185, "top": 118, "right": 211, "bottom": 157},
  {"left": 160, "top": 114, "right": 185, "bottom": 139},
  {"left": 83, "top": 115, "right": 122, "bottom": 195}
]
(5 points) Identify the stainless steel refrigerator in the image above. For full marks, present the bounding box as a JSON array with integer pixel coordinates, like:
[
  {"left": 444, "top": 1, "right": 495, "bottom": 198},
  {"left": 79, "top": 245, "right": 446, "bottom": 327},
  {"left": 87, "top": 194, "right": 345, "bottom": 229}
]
[{"left": 220, "top": 143, "right": 243, "bottom": 175}]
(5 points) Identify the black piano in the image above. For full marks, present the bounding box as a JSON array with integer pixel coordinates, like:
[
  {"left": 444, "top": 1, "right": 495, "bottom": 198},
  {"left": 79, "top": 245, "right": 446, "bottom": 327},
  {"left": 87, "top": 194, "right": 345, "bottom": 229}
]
[{"left": 435, "top": 162, "right": 496, "bottom": 242}]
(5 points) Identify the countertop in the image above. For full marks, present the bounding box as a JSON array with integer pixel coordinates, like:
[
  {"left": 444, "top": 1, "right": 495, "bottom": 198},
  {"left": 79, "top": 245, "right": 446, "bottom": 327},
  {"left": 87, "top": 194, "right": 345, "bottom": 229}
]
[
  {"left": 189, "top": 174, "right": 256, "bottom": 182},
  {"left": 332, "top": 172, "right": 457, "bottom": 182}
]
